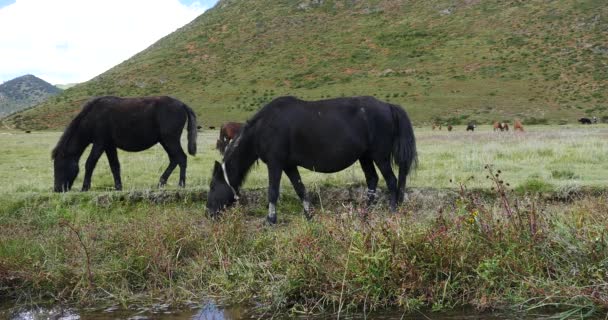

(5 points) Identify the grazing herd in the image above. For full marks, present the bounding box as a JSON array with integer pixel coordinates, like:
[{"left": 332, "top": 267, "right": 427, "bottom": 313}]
[
  {"left": 438, "top": 120, "right": 524, "bottom": 132},
  {"left": 51, "top": 94, "right": 602, "bottom": 223},
  {"left": 52, "top": 95, "right": 417, "bottom": 224}
]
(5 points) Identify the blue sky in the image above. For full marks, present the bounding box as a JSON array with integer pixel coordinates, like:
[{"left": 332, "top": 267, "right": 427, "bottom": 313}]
[
  {"left": 182, "top": 0, "right": 218, "bottom": 7},
  {"left": 0, "top": 0, "right": 220, "bottom": 84},
  {"left": 0, "top": 0, "right": 15, "bottom": 9},
  {"left": 0, "top": 0, "right": 219, "bottom": 10}
]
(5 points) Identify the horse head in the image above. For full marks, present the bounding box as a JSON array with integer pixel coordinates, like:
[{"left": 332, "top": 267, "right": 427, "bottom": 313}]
[
  {"left": 53, "top": 153, "right": 79, "bottom": 192},
  {"left": 207, "top": 161, "right": 238, "bottom": 216}
]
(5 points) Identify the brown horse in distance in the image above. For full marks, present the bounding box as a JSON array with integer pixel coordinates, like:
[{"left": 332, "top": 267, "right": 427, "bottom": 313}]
[
  {"left": 493, "top": 121, "right": 503, "bottom": 131},
  {"left": 216, "top": 122, "right": 244, "bottom": 154},
  {"left": 514, "top": 120, "right": 524, "bottom": 132}
]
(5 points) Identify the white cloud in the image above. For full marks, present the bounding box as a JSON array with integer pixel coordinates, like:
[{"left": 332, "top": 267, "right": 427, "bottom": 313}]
[{"left": 0, "top": 0, "right": 209, "bottom": 84}]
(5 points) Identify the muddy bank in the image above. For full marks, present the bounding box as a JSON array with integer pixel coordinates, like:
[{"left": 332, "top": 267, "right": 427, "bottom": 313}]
[{"left": 87, "top": 184, "right": 607, "bottom": 212}]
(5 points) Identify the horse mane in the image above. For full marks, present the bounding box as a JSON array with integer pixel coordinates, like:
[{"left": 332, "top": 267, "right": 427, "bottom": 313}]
[
  {"left": 51, "top": 97, "right": 101, "bottom": 159},
  {"left": 221, "top": 97, "right": 302, "bottom": 188},
  {"left": 223, "top": 96, "right": 299, "bottom": 158}
]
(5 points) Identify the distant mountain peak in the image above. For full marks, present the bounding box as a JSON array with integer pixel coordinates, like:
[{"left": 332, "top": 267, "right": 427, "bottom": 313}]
[{"left": 0, "top": 74, "right": 62, "bottom": 118}]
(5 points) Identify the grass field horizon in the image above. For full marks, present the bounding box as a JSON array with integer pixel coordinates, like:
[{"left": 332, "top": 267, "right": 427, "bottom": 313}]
[{"left": 1, "top": 124, "right": 606, "bottom": 195}]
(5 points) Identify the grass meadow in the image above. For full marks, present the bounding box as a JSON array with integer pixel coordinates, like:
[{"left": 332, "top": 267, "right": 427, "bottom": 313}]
[
  {"left": 1, "top": 124, "right": 607, "bottom": 194},
  {"left": 1, "top": 125, "right": 607, "bottom": 317}
]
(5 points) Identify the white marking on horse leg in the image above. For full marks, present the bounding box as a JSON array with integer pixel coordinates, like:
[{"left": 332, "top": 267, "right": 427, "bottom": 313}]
[
  {"left": 303, "top": 200, "right": 310, "bottom": 213},
  {"left": 268, "top": 203, "right": 276, "bottom": 219}
]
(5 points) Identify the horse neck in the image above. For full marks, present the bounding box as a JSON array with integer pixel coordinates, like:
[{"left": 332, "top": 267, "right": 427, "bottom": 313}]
[
  {"left": 61, "top": 133, "right": 90, "bottom": 161},
  {"left": 223, "top": 131, "right": 258, "bottom": 190}
]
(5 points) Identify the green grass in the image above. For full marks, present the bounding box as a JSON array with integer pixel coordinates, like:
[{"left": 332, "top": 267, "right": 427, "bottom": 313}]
[
  {"left": 1, "top": 125, "right": 607, "bottom": 195},
  {"left": 4, "top": 0, "right": 608, "bottom": 129},
  {"left": 1, "top": 126, "right": 608, "bottom": 317}
]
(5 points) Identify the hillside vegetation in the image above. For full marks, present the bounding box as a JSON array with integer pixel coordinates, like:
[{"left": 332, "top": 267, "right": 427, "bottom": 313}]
[
  {"left": 0, "top": 75, "right": 61, "bottom": 118},
  {"left": 6, "top": 0, "right": 608, "bottom": 129}
]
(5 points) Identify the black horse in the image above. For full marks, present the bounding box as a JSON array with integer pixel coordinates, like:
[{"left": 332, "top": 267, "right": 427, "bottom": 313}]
[
  {"left": 207, "top": 96, "right": 417, "bottom": 224},
  {"left": 52, "top": 96, "right": 198, "bottom": 192},
  {"left": 578, "top": 117, "right": 592, "bottom": 124}
]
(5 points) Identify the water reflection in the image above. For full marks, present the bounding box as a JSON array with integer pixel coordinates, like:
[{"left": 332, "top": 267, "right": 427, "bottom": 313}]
[
  {"left": 0, "top": 301, "right": 591, "bottom": 320},
  {"left": 0, "top": 301, "right": 240, "bottom": 320}
]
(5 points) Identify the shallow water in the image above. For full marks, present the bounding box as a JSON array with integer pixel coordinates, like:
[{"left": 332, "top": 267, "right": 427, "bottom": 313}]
[{"left": 0, "top": 301, "right": 592, "bottom": 320}]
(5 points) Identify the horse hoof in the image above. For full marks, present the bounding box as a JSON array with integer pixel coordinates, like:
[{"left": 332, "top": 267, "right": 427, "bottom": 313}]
[
  {"left": 266, "top": 215, "right": 277, "bottom": 225},
  {"left": 304, "top": 212, "right": 313, "bottom": 221},
  {"left": 389, "top": 204, "right": 397, "bottom": 213}
]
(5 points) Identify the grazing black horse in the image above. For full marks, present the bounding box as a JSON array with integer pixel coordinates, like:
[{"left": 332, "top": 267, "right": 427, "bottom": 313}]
[
  {"left": 578, "top": 117, "right": 592, "bottom": 124},
  {"left": 466, "top": 123, "right": 476, "bottom": 131},
  {"left": 52, "top": 96, "right": 198, "bottom": 192},
  {"left": 207, "top": 96, "right": 417, "bottom": 224}
]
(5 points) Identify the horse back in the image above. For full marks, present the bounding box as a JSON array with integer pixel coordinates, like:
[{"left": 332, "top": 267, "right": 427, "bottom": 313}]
[
  {"left": 251, "top": 96, "right": 395, "bottom": 171},
  {"left": 83, "top": 96, "right": 188, "bottom": 151}
]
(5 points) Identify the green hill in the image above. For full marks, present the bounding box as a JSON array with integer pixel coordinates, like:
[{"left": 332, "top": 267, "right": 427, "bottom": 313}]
[
  {"left": 0, "top": 75, "right": 62, "bottom": 118},
  {"left": 6, "top": 0, "right": 608, "bottom": 129}
]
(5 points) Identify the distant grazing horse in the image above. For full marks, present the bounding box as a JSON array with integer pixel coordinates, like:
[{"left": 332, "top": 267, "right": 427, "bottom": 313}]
[
  {"left": 216, "top": 122, "right": 244, "bottom": 155},
  {"left": 502, "top": 123, "right": 509, "bottom": 131},
  {"left": 578, "top": 117, "right": 592, "bottom": 124},
  {"left": 52, "top": 96, "right": 197, "bottom": 192},
  {"left": 514, "top": 120, "right": 524, "bottom": 132},
  {"left": 447, "top": 125, "right": 453, "bottom": 131},
  {"left": 493, "top": 122, "right": 504, "bottom": 131},
  {"left": 466, "top": 123, "right": 476, "bottom": 131},
  {"left": 207, "top": 96, "right": 418, "bottom": 224},
  {"left": 432, "top": 123, "right": 442, "bottom": 130}
]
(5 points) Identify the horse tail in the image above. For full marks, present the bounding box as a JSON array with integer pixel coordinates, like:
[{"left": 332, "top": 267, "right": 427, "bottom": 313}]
[
  {"left": 389, "top": 104, "right": 418, "bottom": 203},
  {"left": 184, "top": 104, "right": 197, "bottom": 155},
  {"left": 52, "top": 97, "right": 101, "bottom": 159}
]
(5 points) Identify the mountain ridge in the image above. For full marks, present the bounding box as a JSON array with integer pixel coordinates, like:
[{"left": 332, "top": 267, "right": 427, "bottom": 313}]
[
  {"left": 0, "top": 74, "right": 62, "bottom": 118},
  {"left": 6, "top": 0, "right": 607, "bottom": 129}
]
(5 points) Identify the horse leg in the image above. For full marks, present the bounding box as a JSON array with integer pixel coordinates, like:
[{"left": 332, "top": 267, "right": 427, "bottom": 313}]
[
  {"left": 359, "top": 156, "right": 379, "bottom": 206},
  {"left": 105, "top": 146, "right": 122, "bottom": 190},
  {"left": 284, "top": 166, "right": 311, "bottom": 220},
  {"left": 266, "top": 164, "right": 283, "bottom": 225},
  {"left": 158, "top": 140, "right": 185, "bottom": 187},
  {"left": 175, "top": 147, "right": 187, "bottom": 187},
  {"left": 81, "top": 144, "right": 104, "bottom": 191},
  {"left": 374, "top": 158, "right": 398, "bottom": 212}
]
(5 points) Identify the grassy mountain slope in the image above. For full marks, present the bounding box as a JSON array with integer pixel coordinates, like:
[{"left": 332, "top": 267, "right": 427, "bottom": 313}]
[
  {"left": 0, "top": 75, "right": 62, "bottom": 118},
  {"left": 7, "top": 0, "right": 608, "bottom": 129}
]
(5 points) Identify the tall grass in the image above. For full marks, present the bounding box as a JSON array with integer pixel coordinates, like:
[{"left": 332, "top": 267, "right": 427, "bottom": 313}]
[{"left": 1, "top": 179, "right": 607, "bottom": 316}]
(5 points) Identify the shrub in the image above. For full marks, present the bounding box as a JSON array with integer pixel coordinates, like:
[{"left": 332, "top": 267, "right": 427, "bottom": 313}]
[{"left": 515, "top": 178, "right": 555, "bottom": 194}]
